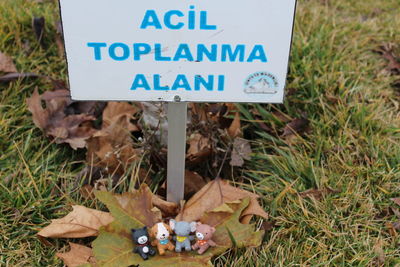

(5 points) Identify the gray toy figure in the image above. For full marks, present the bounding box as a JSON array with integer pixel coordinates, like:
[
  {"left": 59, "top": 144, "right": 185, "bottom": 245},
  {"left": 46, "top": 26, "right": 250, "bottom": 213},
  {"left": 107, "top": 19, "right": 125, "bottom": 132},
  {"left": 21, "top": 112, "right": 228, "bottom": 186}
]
[{"left": 169, "top": 219, "right": 197, "bottom": 252}]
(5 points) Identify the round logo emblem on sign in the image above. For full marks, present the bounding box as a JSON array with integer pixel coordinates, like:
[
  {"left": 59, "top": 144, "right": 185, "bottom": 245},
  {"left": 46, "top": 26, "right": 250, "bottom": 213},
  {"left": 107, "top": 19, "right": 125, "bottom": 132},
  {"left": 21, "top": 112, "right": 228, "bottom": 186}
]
[{"left": 244, "top": 71, "right": 279, "bottom": 94}]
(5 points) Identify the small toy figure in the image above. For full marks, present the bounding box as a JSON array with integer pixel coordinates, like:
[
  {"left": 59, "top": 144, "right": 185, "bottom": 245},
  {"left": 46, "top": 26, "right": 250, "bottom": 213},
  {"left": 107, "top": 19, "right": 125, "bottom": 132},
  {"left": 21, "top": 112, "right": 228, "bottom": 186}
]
[
  {"left": 192, "top": 223, "right": 217, "bottom": 254},
  {"left": 131, "top": 227, "right": 156, "bottom": 260},
  {"left": 169, "top": 219, "right": 196, "bottom": 252},
  {"left": 149, "top": 222, "right": 175, "bottom": 255}
]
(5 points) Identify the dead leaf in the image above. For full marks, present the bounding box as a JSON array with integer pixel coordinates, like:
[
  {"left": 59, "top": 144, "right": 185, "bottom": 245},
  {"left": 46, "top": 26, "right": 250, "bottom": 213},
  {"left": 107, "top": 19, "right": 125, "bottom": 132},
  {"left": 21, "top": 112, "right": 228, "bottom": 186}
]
[
  {"left": 282, "top": 118, "right": 310, "bottom": 138},
  {"left": 374, "top": 44, "right": 400, "bottom": 75},
  {"left": 261, "top": 220, "right": 276, "bottom": 231},
  {"left": 87, "top": 104, "right": 140, "bottom": 174},
  {"left": 195, "top": 103, "right": 237, "bottom": 130},
  {"left": 37, "top": 205, "right": 114, "bottom": 238},
  {"left": 198, "top": 202, "right": 237, "bottom": 227},
  {"left": 152, "top": 194, "right": 179, "bottom": 218},
  {"left": 299, "top": 187, "right": 340, "bottom": 201},
  {"left": 227, "top": 112, "right": 241, "bottom": 138},
  {"left": 186, "top": 133, "right": 213, "bottom": 165},
  {"left": 56, "top": 243, "right": 96, "bottom": 267},
  {"left": 186, "top": 148, "right": 213, "bottom": 166},
  {"left": 176, "top": 179, "right": 268, "bottom": 223},
  {"left": 0, "top": 52, "right": 17, "bottom": 73},
  {"left": 27, "top": 88, "right": 97, "bottom": 149},
  {"left": 65, "top": 101, "right": 106, "bottom": 118},
  {"left": 187, "top": 133, "right": 211, "bottom": 157},
  {"left": 184, "top": 170, "right": 207, "bottom": 199},
  {"left": 230, "top": 137, "right": 252, "bottom": 167},
  {"left": 102, "top": 102, "right": 138, "bottom": 131},
  {"left": 95, "top": 184, "right": 162, "bottom": 229},
  {"left": 201, "top": 199, "right": 265, "bottom": 247}
]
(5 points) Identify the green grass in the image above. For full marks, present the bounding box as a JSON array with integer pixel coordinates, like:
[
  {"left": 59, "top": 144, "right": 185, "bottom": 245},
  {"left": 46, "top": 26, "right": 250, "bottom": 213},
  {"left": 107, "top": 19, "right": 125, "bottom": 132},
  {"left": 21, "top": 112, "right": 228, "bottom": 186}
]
[{"left": 1, "top": 0, "right": 400, "bottom": 266}]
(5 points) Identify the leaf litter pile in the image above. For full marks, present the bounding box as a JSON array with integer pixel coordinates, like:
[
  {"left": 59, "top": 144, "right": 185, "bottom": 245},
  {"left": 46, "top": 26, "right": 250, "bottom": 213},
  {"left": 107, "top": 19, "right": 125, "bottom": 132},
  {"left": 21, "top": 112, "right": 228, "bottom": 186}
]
[{"left": 0, "top": 16, "right": 315, "bottom": 267}]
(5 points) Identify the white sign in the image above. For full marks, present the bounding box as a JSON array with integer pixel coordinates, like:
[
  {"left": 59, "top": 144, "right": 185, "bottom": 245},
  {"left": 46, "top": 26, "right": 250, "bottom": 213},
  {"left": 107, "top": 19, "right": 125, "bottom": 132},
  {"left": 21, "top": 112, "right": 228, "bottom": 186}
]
[{"left": 59, "top": 0, "right": 296, "bottom": 103}]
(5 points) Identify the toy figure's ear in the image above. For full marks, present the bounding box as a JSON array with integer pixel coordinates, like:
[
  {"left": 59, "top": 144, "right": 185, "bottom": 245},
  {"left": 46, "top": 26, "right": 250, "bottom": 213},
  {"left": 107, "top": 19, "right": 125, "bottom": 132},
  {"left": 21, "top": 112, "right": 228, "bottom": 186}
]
[
  {"left": 131, "top": 229, "right": 136, "bottom": 233},
  {"left": 196, "top": 222, "right": 202, "bottom": 226},
  {"left": 143, "top": 226, "right": 147, "bottom": 231},
  {"left": 211, "top": 227, "right": 216, "bottom": 233},
  {"left": 190, "top": 222, "right": 197, "bottom": 232},
  {"left": 169, "top": 219, "right": 176, "bottom": 230}
]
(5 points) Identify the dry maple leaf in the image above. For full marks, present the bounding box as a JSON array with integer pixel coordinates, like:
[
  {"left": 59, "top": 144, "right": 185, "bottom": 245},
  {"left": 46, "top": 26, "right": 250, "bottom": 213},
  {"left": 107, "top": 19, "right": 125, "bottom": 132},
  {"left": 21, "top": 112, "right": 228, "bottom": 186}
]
[
  {"left": 95, "top": 184, "right": 162, "bottom": 228},
  {"left": 37, "top": 205, "right": 114, "bottom": 238},
  {"left": 374, "top": 44, "right": 400, "bottom": 75},
  {"left": 102, "top": 102, "right": 139, "bottom": 131},
  {"left": 57, "top": 242, "right": 96, "bottom": 267},
  {"left": 0, "top": 52, "right": 17, "bottom": 73},
  {"left": 87, "top": 102, "right": 140, "bottom": 174},
  {"left": 176, "top": 179, "right": 268, "bottom": 224},
  {"left": 230, "top": 137, "right": 252, "bottom": 167},
  {"left": 26, "top": 88, "right": 97, "bottom": 149}
]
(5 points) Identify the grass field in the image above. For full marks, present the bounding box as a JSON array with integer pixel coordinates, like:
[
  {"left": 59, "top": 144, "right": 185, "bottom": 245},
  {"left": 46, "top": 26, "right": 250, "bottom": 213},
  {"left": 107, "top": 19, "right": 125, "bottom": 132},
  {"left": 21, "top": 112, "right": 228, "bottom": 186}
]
[{"left": 1, "top": 0, "right": 400, "bottom": 266}]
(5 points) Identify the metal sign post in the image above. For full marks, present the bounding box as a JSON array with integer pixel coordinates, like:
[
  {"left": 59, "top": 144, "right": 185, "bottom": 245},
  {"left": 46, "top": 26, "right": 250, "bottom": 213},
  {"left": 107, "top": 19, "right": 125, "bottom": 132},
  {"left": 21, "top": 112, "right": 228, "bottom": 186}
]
[{"left": 166, "top": 101, "right": 187, "bottom": 203}]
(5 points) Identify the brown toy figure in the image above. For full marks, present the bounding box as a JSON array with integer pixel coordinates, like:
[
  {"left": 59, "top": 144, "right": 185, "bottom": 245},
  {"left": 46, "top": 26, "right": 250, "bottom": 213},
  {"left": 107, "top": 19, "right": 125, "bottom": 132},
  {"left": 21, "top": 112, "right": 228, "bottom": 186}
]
[
  {"left": 192, "top": 223, "right": 217, "bottom": 254},
  {"left": 149, "top": 222, "right": 175, "bottom": 255}
]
